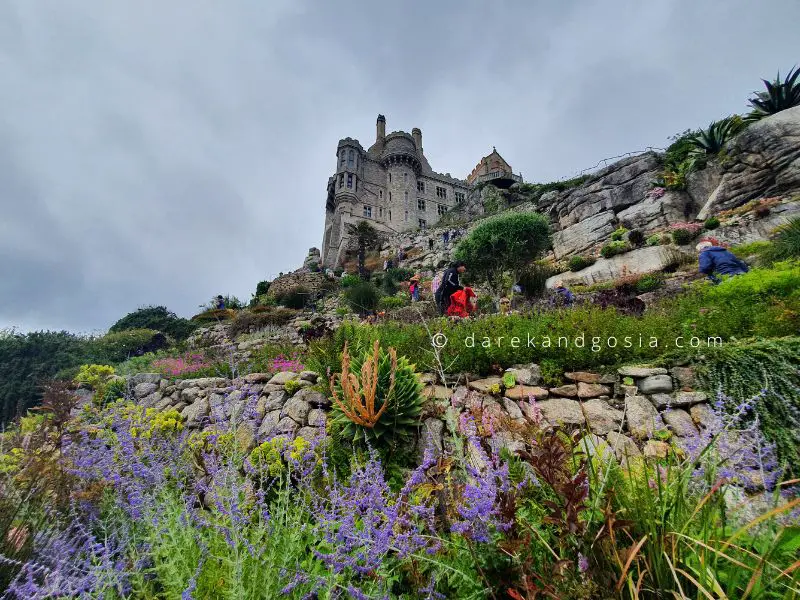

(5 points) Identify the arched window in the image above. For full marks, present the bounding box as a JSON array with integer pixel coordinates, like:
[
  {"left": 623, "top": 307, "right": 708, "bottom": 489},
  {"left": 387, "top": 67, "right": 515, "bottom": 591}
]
[
  {"left": 379, "top": 190, "right": 383, "bottom": 199},
  {"left": 348, "top": 150, "right": 354, "bottom": 168}
]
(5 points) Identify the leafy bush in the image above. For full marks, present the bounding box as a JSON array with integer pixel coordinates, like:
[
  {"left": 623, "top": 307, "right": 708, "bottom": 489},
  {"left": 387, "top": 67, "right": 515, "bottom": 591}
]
[
  {"left": 0, "top": 330, "right": 93, "bottom": 425},
  {"left": 600, "top": 241, "right": 629, "bottom": 258},
  {"left": 610, "top": 227, "right": 628, "bottom": 242},
  {"left": 634, "top": 273, "right": 664, "bottom": 293},
  {"left": 275, "top": 287, "right": 310, "bottom": 310},
  {"left": 704, "top": 216, "right": 720, "bottom": 230},
  {"left": 646, "top": 234, "right": 662, "bottom": 246},
  {"left": 453, "top": 212, "right": 551, "bottom": 297},
  {"left": 92, "top": 329, "right": 167, "bottom": 363},
  {"left": 329, "top": 341, "right": 423, "bottom": 448},
  {"left": 670, "top": 223, "right": 702, "bottom": 245},
  {"left": 378, "top": 296, "right": 407, "bottom": 310},
  {"left": 109, "top": 305, "right": 197, "bottom": 341},
  {"left": 748, "top": 66, "right": 800, "bottom": 118},
  {"left": 255, "top": 281, "right": 271, "bottom": 297},
  {"left": 344, "top": 281, "right": 379, "bottom": 314},
  {"left": 516, "top": 263, "right": 555, "bottom": 298},
  {"left": 627, "top": 229, "right": 644, "bottom": 246},
  {"left": 340, "top": 274, "right": 360, "bottom": 288},
  {"left": 284, "top": 379, "right": 302, "bottom": 396},
  {"left": 102, "top": 378, "right": 128, "bottom": 404},
  {"left": 73, "top": 364, "right": 116, "bottom": 403},
  {"left": 476, "top": 296, "right": 496, "bottom": 314},
  {"left": 568, "top": 255, "right": 596, "bottom": 272}
]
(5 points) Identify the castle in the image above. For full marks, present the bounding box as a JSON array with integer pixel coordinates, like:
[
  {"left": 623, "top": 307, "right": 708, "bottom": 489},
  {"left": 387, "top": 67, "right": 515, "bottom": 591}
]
[{"left": 321, "top": 115, "right": 522, "bottom": 267}]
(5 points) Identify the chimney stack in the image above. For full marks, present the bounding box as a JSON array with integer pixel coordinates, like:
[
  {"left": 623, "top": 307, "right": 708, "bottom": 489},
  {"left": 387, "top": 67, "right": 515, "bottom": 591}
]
[
  {"left": 376, "top": 114, "right": 386, "bottom": 141},
  {"left": 412, "top": 127, "right": 422, "bottom": 151}
]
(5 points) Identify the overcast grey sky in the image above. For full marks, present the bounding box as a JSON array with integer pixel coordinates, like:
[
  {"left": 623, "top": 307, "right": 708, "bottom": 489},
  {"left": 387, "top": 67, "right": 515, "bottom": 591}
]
[{"left": 1, "top": 0, "right": 798, "bottom": 334}]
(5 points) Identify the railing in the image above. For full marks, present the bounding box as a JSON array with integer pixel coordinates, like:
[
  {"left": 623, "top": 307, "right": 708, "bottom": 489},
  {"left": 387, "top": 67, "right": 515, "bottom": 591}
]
[{"left": 476, "top": 171, "right": 523, "bottom": 184}]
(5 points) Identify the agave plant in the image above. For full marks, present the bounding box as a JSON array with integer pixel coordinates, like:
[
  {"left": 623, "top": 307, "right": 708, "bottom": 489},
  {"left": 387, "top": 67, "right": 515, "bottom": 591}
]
[
  {"left": 747, "top": 66, "right": 800, "bottom": 119},
  {"left": 767, "top": 216, "right": 800, "bottom": 261},
  {"left": 329, "top": 339, "right": 423, "bottom": 445},
  {"left": 687, "top": 116, "right": 744, "bottom": 156}
]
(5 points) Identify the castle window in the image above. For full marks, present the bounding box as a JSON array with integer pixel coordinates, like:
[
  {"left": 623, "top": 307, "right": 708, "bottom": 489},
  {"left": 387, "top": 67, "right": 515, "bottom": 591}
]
[
  {"left": 417, "top": 180, "right": 425, "bottom": 193},
  {"left": 455, "top": 191, "right": 465, "bottom": 204},
  {"left": 379, "top": 190, "right": 383, "bottom": 199},
  {"left": 338, "top": 174, "right": 343, "bottom": 189},
  {"left": 404, "top": 172, "right": 408, "bottom": 183},
  {"left": 404, "top": 191, "right": 408, "bottom": 204},
  {"left": 389, "top": 210, "right": 392, "bottom": 220},
  {"left": 418, "top": 199, "right": 426, "bottom": 211},
  {"left": 379, "top": 207, "right": 383, "bottom": 218},
  {"left": 436, "top": 186, "right": 447, "bottom": 199},
  {"left": 404, "top": 210, "right": 408, "bottom": 221},
  {"left": 389, "top": 173, "right": 392, "bottom": 183},
  {"left": 389, "top": 192, "right": 392, "bottom": 201},
  {"left": 347, "top": 174, "right": 353, "bottom": 189},
  {"left": 348, "top": 150, "right": 354, "bottom": 168},
  {"left": 438, "top": 204, "right": 447, "bottom": 216},
  {"left": 419, "top": 218, "right": 427, "bottom": 229},
  {"left": 340, "top": 151, "right": 345, "bottom": 166},
  {"left": 363, "top": 205, "right": 372, "bottom": 218}
]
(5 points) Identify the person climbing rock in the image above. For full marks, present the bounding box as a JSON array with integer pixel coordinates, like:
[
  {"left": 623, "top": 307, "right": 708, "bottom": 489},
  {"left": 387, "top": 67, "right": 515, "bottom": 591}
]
[{"left": 696, "top": 240, "right": 749, "bottom": 284}]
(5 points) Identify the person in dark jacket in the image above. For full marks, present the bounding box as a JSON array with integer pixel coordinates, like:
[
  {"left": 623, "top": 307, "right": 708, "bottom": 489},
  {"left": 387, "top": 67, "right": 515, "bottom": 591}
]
[
  {"left": 436, "top": 261, "right": 466, "bottom": 315},
  {"left": 551, "top": 281, "right": 575, "bottom": 307},
  {"left": 215, "top": 295, "right": 225, "bottom": 309},
  {"left": 697, "top": 241, "right": 749, "bottom": 283}
]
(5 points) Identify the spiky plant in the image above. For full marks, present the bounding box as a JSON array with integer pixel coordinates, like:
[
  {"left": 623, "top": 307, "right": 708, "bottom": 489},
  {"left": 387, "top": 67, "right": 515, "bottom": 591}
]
[
  {"left": 329, "top": 340, "right": 423, "bottom": 446},
  {"left": 748, "top": 66, "right": 800, "bottom": 119},
  {"left": 767, "top": 216, "right": 800, "bottom": 261},
  {"left": 687, "top": 116, "right": 744, "bottom": 156}
]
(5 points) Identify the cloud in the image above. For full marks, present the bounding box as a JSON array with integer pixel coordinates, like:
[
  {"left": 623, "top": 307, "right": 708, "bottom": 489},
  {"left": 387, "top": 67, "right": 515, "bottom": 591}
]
[{"left": 1, "top": 0, "right": 798, "bottom": 332}]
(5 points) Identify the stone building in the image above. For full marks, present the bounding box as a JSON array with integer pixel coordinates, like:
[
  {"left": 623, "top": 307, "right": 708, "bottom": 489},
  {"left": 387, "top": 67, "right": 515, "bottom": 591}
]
[{"left": 321, "top": 115, "right": 521, "bottom": 267}]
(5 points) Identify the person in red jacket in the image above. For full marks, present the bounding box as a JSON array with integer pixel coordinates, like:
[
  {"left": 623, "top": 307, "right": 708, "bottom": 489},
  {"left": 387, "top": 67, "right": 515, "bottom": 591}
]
[
  {"left": 446, "top": 287, "right": 477, "bottom": 318},
  {"left": 408, "top": 274, "right": 421, "bottom": 302}
]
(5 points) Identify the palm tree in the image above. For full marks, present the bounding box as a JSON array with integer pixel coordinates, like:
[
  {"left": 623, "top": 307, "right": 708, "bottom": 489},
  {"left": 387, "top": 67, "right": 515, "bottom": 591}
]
[{"left": 346, "top": 221, "right": 380, "bottom": 280}]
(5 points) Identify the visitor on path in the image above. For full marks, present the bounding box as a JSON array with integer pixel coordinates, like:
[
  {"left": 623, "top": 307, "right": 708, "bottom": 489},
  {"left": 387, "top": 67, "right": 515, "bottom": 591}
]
[
  {"left": 446, "top": 286, "right": 477, "bottom": 318},
  {"left": 383, "top": 259, "right": 388, "bottom": 271},
  {"left": 436, "top": 261, "right": 466, "bottom": 315},
  {"left": 409, "top": 274, "right": 421, "bottom": 302},
  {"left": 428, "top": 239, "right": 434, "bottom": 251},
  {"left": 697, "top": 241, "right": 749, "bottom": 284},
  {"left": 551, "top": 281, "right": 575, "bottom": 307},
  {"left": 443, "top": 230, "right": 450, "bottom": 246},
  {"left": 215, "top": 295, "right": 225, "bottom": 309}
]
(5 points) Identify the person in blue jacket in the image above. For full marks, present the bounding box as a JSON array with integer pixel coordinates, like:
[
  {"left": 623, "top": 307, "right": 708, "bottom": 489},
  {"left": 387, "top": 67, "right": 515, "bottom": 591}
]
[{"left": 697, "top": 241, "right": 749, "bottom": 283}]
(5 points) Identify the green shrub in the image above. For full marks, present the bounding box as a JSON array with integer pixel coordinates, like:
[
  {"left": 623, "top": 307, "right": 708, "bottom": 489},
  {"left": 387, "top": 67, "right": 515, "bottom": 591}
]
[
  {"left": 646, "top": 234, "right": 662, "bottom": 246},
  {"left": 600, "top": 241, "right": 629, "bottom": 258},
  {"left": 345, "top": 282, "right": 379, "bottom": 314},
  {"left": 611, "top": 227, "right": 628, "bottom": 242},
  {"left": 378, "top": 296, "right": 407, "bottom": 310},
  {"left": 671, "top": 227, "right": 696, "bottom": 245},
  {"left": 476, "top": 296, "right": 496, "bottom": 314},
  {"left": 109, "top": 305, "right": 197, "bottom": 341},
  {"left": 627, "top": 229, "right": 645, "bottom": 246},
  {"left": 255, "top": 281, "right": 271, "bottom": 296},
  {"left": 340, "top": 274, "right": 360, "bottom": 288},
  {"left": 73, "top": 364, "right": 116, "bottom": 403},
  {"left": 284, "top": 379, "right": 302, "bottom": 396},
  {"left": 330, "top": 342, "right": 424, "bottom": 448},
  {"left": 516, "top": 263, "right": 555, "bottom": 298},
  {"left": 102, "top": 378, "right": 128, "bottom": 404},
  {"left": 453, "top": 212, "right": 551, "bottom": 297},
  {"left": 691, "top": 337, "right": 800, "bottom": 469},
  {"left": 567, "top": 255, "right": 596, "bottom": 272},
  {"left": 634, "top": 273, "right": 664, "bottom": 293},
  {"left": 276, "top": 287, "right": 310, "bottom": 310},
  {"left": 704, "top": 216, "right": 721, "bottom": 230},
  {"left": 92, "top": 329, "right": 167, "bottom": 363}
]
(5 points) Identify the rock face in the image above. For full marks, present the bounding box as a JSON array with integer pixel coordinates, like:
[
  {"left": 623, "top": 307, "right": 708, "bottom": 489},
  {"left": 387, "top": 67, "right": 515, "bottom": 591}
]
[
  {"left": 698, "top": 106, "right": 800, "bottom": 218},
  {"left": 546, "top": 245, "right": 691, "bottom": 288}
]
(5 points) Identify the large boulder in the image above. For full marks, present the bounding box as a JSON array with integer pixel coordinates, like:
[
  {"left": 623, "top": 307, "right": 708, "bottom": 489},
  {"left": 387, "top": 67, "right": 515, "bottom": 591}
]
[{"left": 698, "top": 106, "right": 800, "bottom": 218}]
